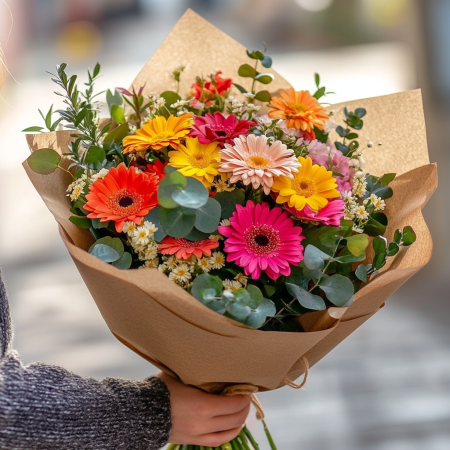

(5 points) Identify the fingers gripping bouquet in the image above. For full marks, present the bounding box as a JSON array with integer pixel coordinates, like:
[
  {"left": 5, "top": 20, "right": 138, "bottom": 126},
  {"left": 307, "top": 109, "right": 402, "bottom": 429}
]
[{"left": 23, "top": 10, "right": 437, "bottom": 450}]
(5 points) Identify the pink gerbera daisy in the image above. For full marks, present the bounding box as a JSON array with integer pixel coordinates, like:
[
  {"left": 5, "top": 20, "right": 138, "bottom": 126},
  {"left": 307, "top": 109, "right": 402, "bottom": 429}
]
[
  {"left": 219, "top": 134, "right": 300, "bottom": 195},
  {"left": 285, "top": 199, "right": 345, "bottom": 226},
  {"left": 189, "top": 112, "right": 255, "bottom": 146},
  {"left": 218, "top": 200, "right": 304, "bottom": 280}
]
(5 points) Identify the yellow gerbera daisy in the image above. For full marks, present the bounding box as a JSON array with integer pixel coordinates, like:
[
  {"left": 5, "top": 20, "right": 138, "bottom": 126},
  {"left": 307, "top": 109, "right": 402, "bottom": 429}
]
[
  {"left": 168, "top": 137, "right": 221, "bottom": 188},
  {"left": 272, "top": 156, "right": 340, "bottom": 211},
  {"left": 122, "top": 113, "right": 194, "bottom": 154}
]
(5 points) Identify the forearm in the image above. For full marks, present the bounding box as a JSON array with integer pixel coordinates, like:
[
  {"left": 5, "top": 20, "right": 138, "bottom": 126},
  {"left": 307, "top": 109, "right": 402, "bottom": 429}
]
[{"left": 0, "top": 353, "right": 171, "bottom": 450}]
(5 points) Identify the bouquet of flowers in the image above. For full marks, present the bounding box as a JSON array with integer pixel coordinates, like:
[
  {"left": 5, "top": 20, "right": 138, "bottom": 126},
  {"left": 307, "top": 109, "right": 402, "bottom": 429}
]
[{"left": 23, "top": 10, "right": 437, "bottom": 450}]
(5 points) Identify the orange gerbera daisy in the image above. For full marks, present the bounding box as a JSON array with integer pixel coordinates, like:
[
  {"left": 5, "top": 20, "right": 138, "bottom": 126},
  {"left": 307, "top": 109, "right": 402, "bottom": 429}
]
[
  {"left": 158, "top": 237, "right": 219, "bottom": 260},
  {"left": 85, "top": 165, "right": 159, "bottom": 232},
  {"left": 122, "top": 113, "right": 194, "bottom": 154},
  {"left": 268, "top": 88, "right": 329, "bottom": 132}
]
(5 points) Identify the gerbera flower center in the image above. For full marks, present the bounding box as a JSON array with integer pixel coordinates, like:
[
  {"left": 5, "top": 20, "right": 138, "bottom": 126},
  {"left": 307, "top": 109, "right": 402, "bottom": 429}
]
[
  {"left": 292, "top": 102, "right": 307, "bottom": 114},
  {"left": 211, "top": 126, "right": 231, "bottom": 137},
  {"left": 246, "top": 155, "right": 270, "bottom": 169},
  {"left": 175, "top": 238, "right": 208, "bottom": 247},
  {"left": 107, "top": 188, "right": 144, "bottom": 216},
  {"left": 189, "top": 152, "right": 211, "bottom": 169},
  {"left": 245, "top": 224, "right": 281, "bottom": 256},
  {"left": 293, "top": 178, "right": 315, "bottom": 198}
]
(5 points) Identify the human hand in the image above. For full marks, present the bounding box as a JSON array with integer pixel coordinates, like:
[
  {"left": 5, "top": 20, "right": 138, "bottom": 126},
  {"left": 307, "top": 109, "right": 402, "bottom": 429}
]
[{"left": 157, "top": 372, "right": 250, "bottom": 447}]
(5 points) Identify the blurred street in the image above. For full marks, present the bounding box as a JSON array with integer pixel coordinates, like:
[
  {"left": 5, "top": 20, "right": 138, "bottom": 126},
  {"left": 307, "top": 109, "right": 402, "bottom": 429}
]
[{"left": 1, "top": 1, "right": 450, "bottom": 449}]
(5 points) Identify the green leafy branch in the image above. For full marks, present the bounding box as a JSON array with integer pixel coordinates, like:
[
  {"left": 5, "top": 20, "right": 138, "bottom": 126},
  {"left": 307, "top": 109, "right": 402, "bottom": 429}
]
[
  {"left": 334, "top": 107, "right": 366, "bottom": 157},
  {"left": 233, "top": 47, "right": 273, "bottom": 102}
]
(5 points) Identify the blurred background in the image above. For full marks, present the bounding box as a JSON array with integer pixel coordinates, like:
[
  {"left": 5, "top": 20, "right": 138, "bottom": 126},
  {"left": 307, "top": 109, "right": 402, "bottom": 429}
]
[{"left": 1, "top": 1, "right": 449, "bottom": 449}]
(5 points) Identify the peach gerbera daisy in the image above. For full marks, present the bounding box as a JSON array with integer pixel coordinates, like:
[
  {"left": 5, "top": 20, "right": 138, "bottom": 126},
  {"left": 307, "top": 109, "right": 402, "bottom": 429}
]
[
  {"left": 158, "top": 237, "right": 219, "bottom": 260},
  {"left": 218, "top": 134, "right": 300, "bottom": 195},
  {"left": 84, "top": 165, "right": 159, "bottom": 232},
  {"left": 122, "top": 113, "right": 194, "bottom": 154},
  {"left": 272, "top": 156, "right": 340, "bottom": 212},
  {"left": 268, "top": 88, "right": 329, "bottom": 132}
]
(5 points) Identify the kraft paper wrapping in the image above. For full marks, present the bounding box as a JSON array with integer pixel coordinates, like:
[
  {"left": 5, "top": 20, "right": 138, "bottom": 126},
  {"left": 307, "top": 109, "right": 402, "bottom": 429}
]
[{"left": 23, "top": 10, "right": 437, "bottom": 392}]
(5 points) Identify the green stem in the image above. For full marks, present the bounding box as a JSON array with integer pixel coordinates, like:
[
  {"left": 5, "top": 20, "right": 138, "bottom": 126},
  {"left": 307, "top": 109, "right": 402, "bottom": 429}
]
[
  {"left": 238, "top": 431, "right": 251, "bottom": 450},
  {"left": 250, "top": 60, "right": 259, "bottom": 94},
  {"left": 57, "top": 165, "right": 75, "bottom": 179},
  {"left": 262, "top": 420, "right": 278, "bottom": 450},
  {"left": 167, "top": 445, "right": 179, "bottom": 450},
  {"left": 242, "top": 426, "right": 260, "bottom": 450}
]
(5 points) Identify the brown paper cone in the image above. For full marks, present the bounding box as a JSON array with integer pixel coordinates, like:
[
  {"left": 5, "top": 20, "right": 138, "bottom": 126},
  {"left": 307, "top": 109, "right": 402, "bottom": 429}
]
[{"left": 23, "top": 9, "right": 437, "bottom": 391}]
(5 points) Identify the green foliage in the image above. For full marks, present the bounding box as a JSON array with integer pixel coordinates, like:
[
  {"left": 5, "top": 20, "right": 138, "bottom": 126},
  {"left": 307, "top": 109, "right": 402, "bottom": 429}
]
[
  {"left": 312, "top": 72, "right": 334, "bottom": 101},
  {"left": 27, "top": 148, "right": 62, "bottom": 175},
  {"left": 253, "top": 90, "right": 271, "bottom": 102},
  {"left": 112, "top": 252, "right": 132, "bottom": 269},
  {"left": 159, "top": 206, "right": 196, "bottom": 238},
  {"left": 106, "top": 89, "right": 123, "bottom": 111},
  {"left": 303, "top": 245, "right": 331, "bottom": 270},
  {"left": 346, "top": 234, "right": 369, "bottom": 256},
  {"left": 144, "top": 207, "right": 166, "bottom": 242},
  {"left": 103, "top": 122, "right": 130, "bottom": 145},
  {"left": 159, "top": 91, "right": 181, "bottom": 117},
  {"left": 286, "top": 283, "right": 326, "bottom": 310},
  {"left": 84, "top": 145, "right": 106, "bottom": 170},
  {"left": 22, "top": 105, "right": 63, "bottom": 133},
  {"left": 88, "top": 236, "right": 124, "bottom": 264},
  {"left": 195, "top": 198, "right": 221, "bottom": 233},
  {"left": 215, "top": 189, "right": 245, "bottom": 219},
  {"left": 318, "top": 274, "right": 354, "bottom": 306},
  {"left": 355, "top": 264, "right": 368, "bottom": 282},
  {"left": 69, "top": 216, "right": 91, "bottom": 228},
  {"left": 110, "top": 105, "right": 126, "bottom": 124},
  {"left": 191, "top": 274, "right": 275, "bottom": 329},
  {"left": 402, "top": 226, "right": 416, "bottom": 246}
]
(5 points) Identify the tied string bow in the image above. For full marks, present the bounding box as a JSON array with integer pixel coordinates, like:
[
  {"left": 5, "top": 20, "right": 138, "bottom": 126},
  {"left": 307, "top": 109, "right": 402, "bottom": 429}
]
[{"left": 222, "top": 356, "right": 309, "bottom": 420}]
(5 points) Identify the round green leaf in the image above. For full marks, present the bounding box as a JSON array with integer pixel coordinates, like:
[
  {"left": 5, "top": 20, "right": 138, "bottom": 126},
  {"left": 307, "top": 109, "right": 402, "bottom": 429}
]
[
  {"left": 246, "top": 50, "right": 264, "bottom": 60},
  {"left": 373, "top": 236, "right": 387, "bottom": 255},
  {"left": 27, "top": 148, "right": 61, "bottom": 175},
  {"left": 160, "top": 91, "right": 181, "bottom": 112},
  {"left": 319, "top": 274, "right": 354, "bottom": 306},
  {"left": 304, "top": 245, "right": 330, "bottom": 270},
  {"left": 195, "top": 198, "right": 221, "bottom": 233},
  {"left": 159, "top": 206, "right": 195, "bottom": 238},
  {"left": 255, "top": 73, "right": 274, "bottom": 84},
  {"left": 253, "top": 90, "right": 272, "bottom": 102},
  {"left": 346, "top": 234, "right": 369, "bottom": 257},
  {"left": 261, "top": 56, "right": 273, "bottom": 68},
  {"left": 238, "top": 64, "right": 257, "bottom": 78},
  {"left": 157, "top": 170, "right": 187, "bottom": 209},
  {"left": 92, "top": 236, "right": 124, "bottom": 257},
  {"left": 402, "top": 226, "right": 416, "bottom": 246},
  {"left": 286, "top": 265, "right": 309, "bottom": 290},
  {"left": 192, "top": 274, "right": 223, "bottom": 303},
  {"left": 226, "top": 301, "right": 251, "bottom": 322},
  {"left": 112, "top": 252, "right": 132, "bottom": 269},
  {"left": 355, "top": 264, "right": 368, "bottom": 282},
  {"left": 214, "top": 189, "right": 245, "bottom": 219},
  {"left": 171, "top": 176, "right": 209, "bottom": 209},
  {"left": 144, "top": 207, "right": 166, "bottom": 241},
  {"left": 387, "top": 242, "right": 399, "bottom": 257},
  {"left": 90, "top": 244, "right": 120, "bottom": 263},
  {"left": 245, "top": 298, "right": 276, "bottom": 329},
  {"left": 286, "top": 283, "right": 326, "bottom": 310}
]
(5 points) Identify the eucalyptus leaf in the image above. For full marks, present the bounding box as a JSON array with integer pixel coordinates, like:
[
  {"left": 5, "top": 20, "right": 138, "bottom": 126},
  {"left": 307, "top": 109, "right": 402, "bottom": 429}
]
[
  {"left": 319, "top": 274, "right": 354, "bottom": 306},
  {"left": 261, "top": 56, "right": 273, "bottom": 68},
  {"left": 195, "top": 198, "right": 221, "bottom": 233},
  {"left": 144, "top": 206, "right": 166, "bottom": 241},
  {"left": 85, "top": 145, "right": 106, "bottom": 169},
  {"left": 159, "top": 206, "right": 195, "bottom": 238},
  {"left": 286, "top": 265, "right": 309, "bottom": 290},
  {"left": 112, "top": 252, "right": 132, "bottom": 269},
  {"left": 27, "top": 148, "right": 61, "bottom": 175},
  {"left": 238, "top": 64, "right": 257, "bottom": 78},
  {"left": 92, "top": 236, "right": 124, "bottom": 257},
  {"left": 226, "top": 301, "right": 251, "bottom": 322},
  {"left": 255, "top": 73, "right": 274, "bottom": 84},
  {"left": 303, "top": 245, "right": 331, "bottom": 270},
  {"left": 184, "top": 227, "right": 211, "bottom": 241},
  {"left": 171, "top": 176, "right": 209, "bottom": 209},
  {"left": 388, "top": 242, "right": 399, "bottom": 256},
  {"left": 286, "top": 283, "right": 326, "bottom": 311},
  {"left": 346, "top": 234, "right": 369, "bottom": 257},
  {"left": 157, "top": 170, "right": 187, "bottom": 209},
  {"left": 191, "top": 274, "right": 223, "bottom": 303},
  {"left": 103, "top": 122, "right": 130, "bottom": 144},
  {"left": 89, "top": 244, "right": 120, "bottom": 263},
  {"left": 245, "top": 299, "right": 276, "bottom": 329},
  {"left": 254, "top": 90, "right": 271, "bottom": 102},
  {"left": 377, "top": 173, "right": 396, "bottom": 186},
  {"left": 214, "top": 189, "right": 245, "bottom": 219},
  {"left": 402, "top": 226, "right": 416, "bottom": 246},
  {"left": 355, "top": 264, "right": 368, "bottom": 282}
]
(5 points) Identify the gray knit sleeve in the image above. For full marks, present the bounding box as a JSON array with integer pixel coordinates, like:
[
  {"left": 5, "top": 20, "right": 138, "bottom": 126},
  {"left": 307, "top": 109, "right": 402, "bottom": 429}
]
[{"left": 0, "top": 269, "right": 172, "bottom": 450}]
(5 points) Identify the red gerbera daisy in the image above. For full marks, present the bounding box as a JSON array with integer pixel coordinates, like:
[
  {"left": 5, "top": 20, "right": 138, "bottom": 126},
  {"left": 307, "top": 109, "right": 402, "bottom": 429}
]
[
  {"left": 146, "top": 159, "right": 168, "bottom": 182},
  {"left": 192, "top": 71, "right": 232, "bottom": 105},
  {"left": 158, "top": 237, "right": 219, "bottom": 260},
  {"left": 189, "top": 112, "right": 255, "bottom": 146},
  {"left": 85, "top": 165, "right": 159, "bottom": 232}
]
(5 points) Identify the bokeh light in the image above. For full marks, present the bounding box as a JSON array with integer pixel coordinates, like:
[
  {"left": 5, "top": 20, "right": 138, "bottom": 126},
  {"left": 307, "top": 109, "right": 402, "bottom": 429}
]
[{"left": 56, "top": 21, "right": 102, "bottom": 62}]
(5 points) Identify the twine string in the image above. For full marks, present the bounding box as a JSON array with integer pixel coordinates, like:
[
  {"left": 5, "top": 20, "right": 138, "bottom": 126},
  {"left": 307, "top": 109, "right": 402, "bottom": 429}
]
[{"left": 222, "top": 355, "right": 310, "bottom": 420}]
